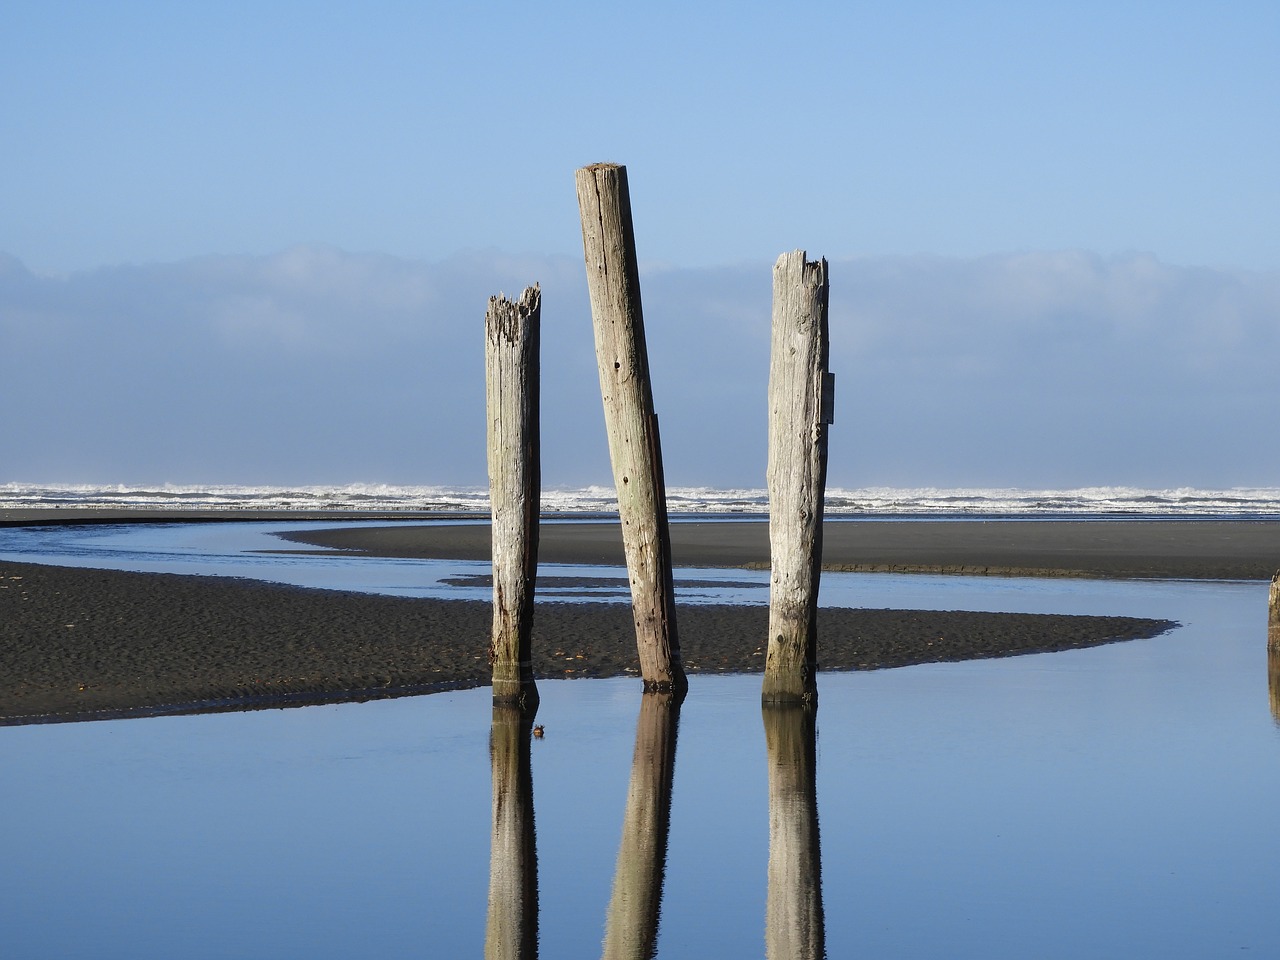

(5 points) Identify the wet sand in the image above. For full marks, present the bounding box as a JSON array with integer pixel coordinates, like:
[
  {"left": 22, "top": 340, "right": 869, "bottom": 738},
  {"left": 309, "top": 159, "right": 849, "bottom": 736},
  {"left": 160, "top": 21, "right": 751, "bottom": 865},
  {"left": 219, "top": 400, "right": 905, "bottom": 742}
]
[
  {"left": 279, "top": 517, "right": 1280, "bottom": 581},
  {"left": 0, "top": 513, "right": 1214, "bottom": 724},
  {"left": 0, "top": 558, "right": 1171, "bottom": 724}
]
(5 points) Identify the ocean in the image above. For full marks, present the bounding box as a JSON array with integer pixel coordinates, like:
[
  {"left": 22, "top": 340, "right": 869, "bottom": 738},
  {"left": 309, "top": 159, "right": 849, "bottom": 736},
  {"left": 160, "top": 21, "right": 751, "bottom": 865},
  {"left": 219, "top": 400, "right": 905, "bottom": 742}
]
[{"left": 5, "top": 481, "right": 1280, "bottom": 518}]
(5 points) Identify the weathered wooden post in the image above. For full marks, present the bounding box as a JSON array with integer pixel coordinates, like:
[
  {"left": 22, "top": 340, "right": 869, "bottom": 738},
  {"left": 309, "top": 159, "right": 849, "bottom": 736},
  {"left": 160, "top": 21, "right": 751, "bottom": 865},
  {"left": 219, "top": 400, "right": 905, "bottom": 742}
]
[
  {"left": 602, "top": 691, "right": 681, "bottom": 960},
  {"left": 763, "top": 251, "right": 831, "bottom": 704},
  {"left": 575, "top": 163, "right": 685, "bottom": 693},
  {"left": 485, "top": 704, "right": 539, "bottom": 960},
  {"left": 486, "top": 285, "right": 541, "bottom": 708},
  {"left": 1269, "top": 570, "right": 1280, "bottom": 651},
  {"left": 763, "top": 704, "right": 826, "bottom": 960}
]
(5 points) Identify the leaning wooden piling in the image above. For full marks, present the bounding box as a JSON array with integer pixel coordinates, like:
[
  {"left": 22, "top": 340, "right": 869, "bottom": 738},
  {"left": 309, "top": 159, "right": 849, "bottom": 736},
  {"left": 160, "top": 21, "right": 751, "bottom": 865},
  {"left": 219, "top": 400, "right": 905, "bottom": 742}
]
[
  {"left": 575, "top": 163, "right": 684, "bottom": 693},
  {"left": 486, "top": 286, "right": 541, "bottom": 708},
  {"left": 763, "top": 251, "right": 831, "bottom": 704},
  {"left": 1270, "top": 571, "right": 1280, "bottom": 651}
]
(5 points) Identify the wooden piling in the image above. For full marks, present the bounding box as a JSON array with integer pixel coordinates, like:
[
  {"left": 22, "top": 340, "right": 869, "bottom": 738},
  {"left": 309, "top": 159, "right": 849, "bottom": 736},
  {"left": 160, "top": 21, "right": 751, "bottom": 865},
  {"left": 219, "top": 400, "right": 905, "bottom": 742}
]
[
  {"left": 763, "top": 251, "right": 831, "bottom": 704},
  {"left": 1270, "top": 571, "right": 1280, "bottom": 652},
  {"left": 486, "top": 285, "right": 541, "bottom": 708},
  {"left": 574, "top": 163, "right": 684, "bottom": 693}
]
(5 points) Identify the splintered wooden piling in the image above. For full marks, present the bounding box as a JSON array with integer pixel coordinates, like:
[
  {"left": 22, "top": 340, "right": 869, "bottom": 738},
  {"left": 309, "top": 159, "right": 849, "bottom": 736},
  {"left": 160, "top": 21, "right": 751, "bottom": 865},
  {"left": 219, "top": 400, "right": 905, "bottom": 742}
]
[
  {"left": 763, "top": 251, "right": 831, "bottom": 704},
  {"left": 485, "top": 286, "right": 541, "bottom": 708},
  {"left": 575, "top": 163, "right": 684, "bottom": 693},
  {"left": 1270, "top": 571, "right": 1280, "bottom": 651}
]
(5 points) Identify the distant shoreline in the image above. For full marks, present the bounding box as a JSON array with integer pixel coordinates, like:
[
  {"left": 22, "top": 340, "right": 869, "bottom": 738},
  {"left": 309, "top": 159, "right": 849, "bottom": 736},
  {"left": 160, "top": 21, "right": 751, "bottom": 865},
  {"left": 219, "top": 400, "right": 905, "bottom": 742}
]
[
  {"left": 0, "top": 507, "right": 489, "bottom": 527},
  {"left": 277, "top": 516, "right": 1280, "bottom": 581},
  {"left": 4, "top": 509, "right": 1279, "bottom": 580}
]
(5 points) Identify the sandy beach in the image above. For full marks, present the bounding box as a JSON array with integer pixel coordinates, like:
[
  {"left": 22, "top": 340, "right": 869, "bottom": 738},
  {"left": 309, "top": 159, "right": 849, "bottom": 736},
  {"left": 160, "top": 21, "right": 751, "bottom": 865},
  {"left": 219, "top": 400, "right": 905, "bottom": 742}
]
[
  {"left": 7, "top": 513, "right": 1270, "bottom": 723},
  {"left": 278, "top": 517, "right": 1280, "bottom": 580}
]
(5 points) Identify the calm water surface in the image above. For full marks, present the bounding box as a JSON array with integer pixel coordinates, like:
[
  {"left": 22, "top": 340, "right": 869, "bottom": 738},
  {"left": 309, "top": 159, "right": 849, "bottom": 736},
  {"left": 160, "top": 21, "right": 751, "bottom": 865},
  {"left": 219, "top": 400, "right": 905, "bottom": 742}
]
[{"left": 1, "top": 524, "right": 1277, "bottom": 957}]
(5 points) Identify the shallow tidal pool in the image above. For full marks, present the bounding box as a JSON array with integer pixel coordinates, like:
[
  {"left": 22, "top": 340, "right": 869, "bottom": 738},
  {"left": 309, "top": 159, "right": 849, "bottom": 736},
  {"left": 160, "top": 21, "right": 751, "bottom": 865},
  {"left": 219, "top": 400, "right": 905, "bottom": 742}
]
[{"left": 2, "top": 569, "right": 1278, "bottom": 958}]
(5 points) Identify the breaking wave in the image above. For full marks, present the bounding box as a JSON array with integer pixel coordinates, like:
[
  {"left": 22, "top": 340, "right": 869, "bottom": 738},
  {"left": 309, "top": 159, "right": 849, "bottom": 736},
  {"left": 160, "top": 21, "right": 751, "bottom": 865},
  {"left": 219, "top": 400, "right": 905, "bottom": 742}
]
[{"left": 5, "top": 482, "right": 1280, "bottom": 518}]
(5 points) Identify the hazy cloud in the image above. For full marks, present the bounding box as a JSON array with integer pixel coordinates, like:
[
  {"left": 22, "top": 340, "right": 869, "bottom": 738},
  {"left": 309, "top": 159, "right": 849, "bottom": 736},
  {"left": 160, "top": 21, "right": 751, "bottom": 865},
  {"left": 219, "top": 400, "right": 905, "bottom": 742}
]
[{"left": 3, "top": 248, "right": 1276, "bottom": 488}]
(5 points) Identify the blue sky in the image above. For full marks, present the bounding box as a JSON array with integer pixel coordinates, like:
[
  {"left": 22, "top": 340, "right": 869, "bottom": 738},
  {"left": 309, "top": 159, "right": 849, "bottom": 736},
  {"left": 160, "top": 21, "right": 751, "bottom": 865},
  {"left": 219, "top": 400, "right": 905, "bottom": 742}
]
[{"left": 3, "top": 2, "right": 1278, "bottom": 488}]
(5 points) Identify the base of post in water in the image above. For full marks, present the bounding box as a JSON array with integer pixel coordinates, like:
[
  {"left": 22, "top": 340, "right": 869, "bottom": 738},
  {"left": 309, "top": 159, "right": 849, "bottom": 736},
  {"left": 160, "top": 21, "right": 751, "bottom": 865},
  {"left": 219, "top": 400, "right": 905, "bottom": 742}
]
[
  {"left": 761, "top": 700, "right": 818, "bottom": 717},
  {"left": 761, "top": 689, "right": 819, "bottom": 707},
  {"left": 492, "top": 677, "right": 540, "bottom": 714},
  {"left": 761, "top": 654, "right": 819, "bottom": 706},
  {"left": 641, "top": 674, "right": 690, "bottom": 701}
]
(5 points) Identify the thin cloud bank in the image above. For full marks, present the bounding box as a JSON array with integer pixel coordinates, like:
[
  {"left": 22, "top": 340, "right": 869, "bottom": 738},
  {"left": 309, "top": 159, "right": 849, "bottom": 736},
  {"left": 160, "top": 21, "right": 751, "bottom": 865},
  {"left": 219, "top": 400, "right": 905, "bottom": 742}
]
[
  {"left": 2, "top": 248, "right": 1276, "bottom": 488},
  {"left": 829, "top": 251, "right": 1280, "bottom": 486}
]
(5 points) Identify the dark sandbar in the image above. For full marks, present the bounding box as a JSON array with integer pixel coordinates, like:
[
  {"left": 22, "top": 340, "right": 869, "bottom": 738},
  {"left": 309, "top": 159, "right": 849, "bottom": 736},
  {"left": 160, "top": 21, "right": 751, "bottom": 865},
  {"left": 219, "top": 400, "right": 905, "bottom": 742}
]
[
  {"left": 2, "top": 547, "right": 1173, "bottom": 724},
  {"left": 279, "top": 518, "right": 1280, "bottom": 581}
]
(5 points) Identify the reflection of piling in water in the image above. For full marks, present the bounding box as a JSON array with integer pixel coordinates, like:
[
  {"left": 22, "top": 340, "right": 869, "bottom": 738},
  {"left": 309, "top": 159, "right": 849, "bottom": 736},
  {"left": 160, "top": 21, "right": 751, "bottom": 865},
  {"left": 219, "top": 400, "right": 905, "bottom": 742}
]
[
  {"left": 1269, "top": 649, "right": 1280, "bottom": 726},
  {"left": 486, "top": 704, "right": 538, "bottom": 960},
  {"left": 602, "top": 691, "right": 682, "bottom": 960},
  {"left": 764, "top": 704, "right": 825, "bottom": 960},
  {"left": 1269, "top": 572, "right": 1280, "bottom": 652}
]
